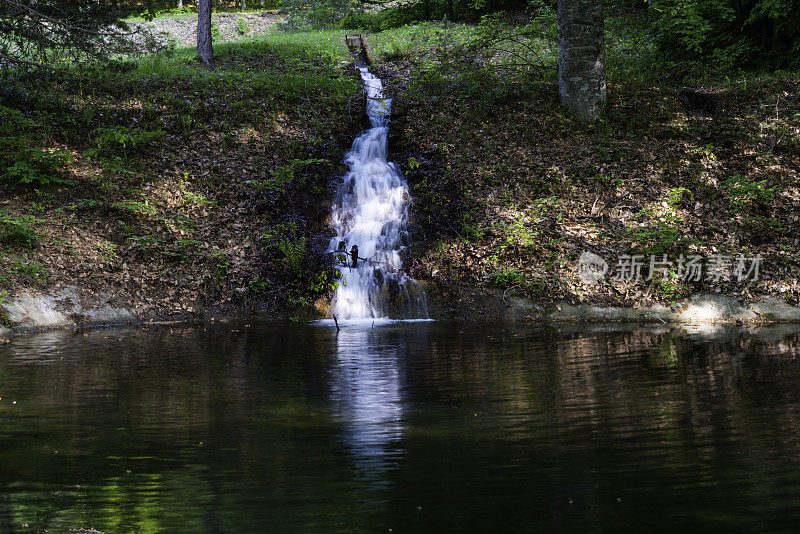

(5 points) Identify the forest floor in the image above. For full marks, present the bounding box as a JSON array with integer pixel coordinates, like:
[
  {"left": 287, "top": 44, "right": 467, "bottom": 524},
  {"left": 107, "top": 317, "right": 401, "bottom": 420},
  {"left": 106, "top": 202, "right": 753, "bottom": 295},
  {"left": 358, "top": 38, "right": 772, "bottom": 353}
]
[
  {"left": 0, "top": 19, "right": 799, "bottom": 326},
  {"left": 0, "top": 30, "right": 362, "bottom": 323},
  {"left": 379, "top": 32, "right": 800, "bottom": 310}
]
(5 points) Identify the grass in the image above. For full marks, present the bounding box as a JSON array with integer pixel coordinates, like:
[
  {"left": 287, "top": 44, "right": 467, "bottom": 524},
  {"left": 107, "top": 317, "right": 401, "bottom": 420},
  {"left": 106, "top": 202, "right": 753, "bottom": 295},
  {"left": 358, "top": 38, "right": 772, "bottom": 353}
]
[
  {"left": 131, "top": 29, "right": 358, "bottom": 104},
  {"left": 367, "top": 22, "right": 476, "bottom": 59}
]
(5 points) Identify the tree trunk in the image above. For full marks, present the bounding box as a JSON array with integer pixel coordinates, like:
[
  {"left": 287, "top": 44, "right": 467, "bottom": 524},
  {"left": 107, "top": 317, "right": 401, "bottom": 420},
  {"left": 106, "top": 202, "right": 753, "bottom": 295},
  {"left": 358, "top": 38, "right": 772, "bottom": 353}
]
[
  {"left": 197, "top": 0, "right": 214, "bottom": 69},
  {"left": 177, "top": 0, "right": 182, "bottom": 9},
  {"left": 557, "top": 0, "right": 606, "bottom": 121}
]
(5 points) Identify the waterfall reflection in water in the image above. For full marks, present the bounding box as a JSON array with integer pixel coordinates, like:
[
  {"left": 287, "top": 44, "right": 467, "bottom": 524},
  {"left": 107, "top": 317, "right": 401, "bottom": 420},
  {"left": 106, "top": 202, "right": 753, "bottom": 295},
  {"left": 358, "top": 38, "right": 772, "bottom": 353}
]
[{"left": 328, "top": 324, "right": 409, "bottom": 490}]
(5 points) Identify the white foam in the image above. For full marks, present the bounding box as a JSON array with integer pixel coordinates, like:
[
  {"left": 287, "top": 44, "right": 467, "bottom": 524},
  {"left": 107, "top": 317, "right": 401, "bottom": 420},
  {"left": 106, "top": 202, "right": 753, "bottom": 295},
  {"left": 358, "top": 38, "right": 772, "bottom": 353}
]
[{"left": 327, "top": 67, "right": 429, "bottom": 320}]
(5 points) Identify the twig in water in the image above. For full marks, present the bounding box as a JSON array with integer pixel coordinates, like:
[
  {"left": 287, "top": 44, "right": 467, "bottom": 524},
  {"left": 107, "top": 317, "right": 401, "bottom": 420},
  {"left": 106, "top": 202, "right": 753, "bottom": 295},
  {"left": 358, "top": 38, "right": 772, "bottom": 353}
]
[
  {"left": 643, "top": 313, "right": 666, "bottom": 324},
  {"left": 502, "top": 285, "right": 518, "bottom": 307},
  {"left": 142, "top": 295, "right": 169, "bottom": 321},
  {"left": 333, "top": 314, "right": 340, "bottom": 332}
]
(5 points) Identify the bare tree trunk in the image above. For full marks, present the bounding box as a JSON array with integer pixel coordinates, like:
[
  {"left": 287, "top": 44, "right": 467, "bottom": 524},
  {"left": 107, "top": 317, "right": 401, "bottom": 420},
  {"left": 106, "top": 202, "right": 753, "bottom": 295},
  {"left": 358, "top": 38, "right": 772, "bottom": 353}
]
[
  {"left": 198, "top": 0, "right": 214, "bottom": 68},
  {"left": 177, "top": 0, "right": 183, "bottom": 9},
  {"left": 557, "top": 0, "right": 606, "bottom": 121}
]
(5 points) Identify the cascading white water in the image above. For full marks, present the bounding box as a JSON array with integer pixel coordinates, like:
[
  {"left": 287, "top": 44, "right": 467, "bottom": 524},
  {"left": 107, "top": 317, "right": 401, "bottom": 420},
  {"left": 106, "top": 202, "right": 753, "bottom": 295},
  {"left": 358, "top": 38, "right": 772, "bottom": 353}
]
[{"left": 328, "top": 67, "right": 428, "bottom": 320}]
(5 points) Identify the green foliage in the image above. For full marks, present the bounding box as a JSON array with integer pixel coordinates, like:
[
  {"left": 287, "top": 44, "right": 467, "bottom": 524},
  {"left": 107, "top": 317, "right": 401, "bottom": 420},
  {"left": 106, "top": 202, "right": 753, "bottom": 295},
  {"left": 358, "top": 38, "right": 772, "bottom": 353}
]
[
  {"left": 280, "top": 238, "right": 306, "bottom": 276},
  {"left": 650, "top": 270, "right": 691, "bottom": 301},
  {"left": 0, "top": 105, "right": 73, "bottom": 186},
  {"left": 236, "top": 16, "right": 251, "bottom": 35},
  {"left": 308, "top": 269, "right": 340, "bottom": 294},
  {"left": 490, "top": 266, "right": 524, "bottom": 287},
  {"left": 283, "top": 0, "right": 532, "bottom": 31},
  {"left": 627, "top": 187, "right": 694, "bottom": 254},
  {"left": 92, "top": 126, "right": 166, "bottom": 151},
  {"left": 0, "top": 212, "right": 41, "bottom": 249},
  {"left": 262, "top": 221, "right": 307, "bottom": 276},
  {"left": 646, "top": 0, "right": 800, "bottom": 76},
  {"left": 245, "top": 158, "right": 327, "bottom": 193},
  {"left": 461, "top": 222, "right": 486, "bottom": 241},
  {"left": 113, "top": 199, "right": 157, "bottom": 217},
  {"left": 722, "top": 174, "right": 776, "bottom": 209},
  {"left": 133, "top": 32, "right": 357, "bottom": 104},
  {"left": 649, "top": 0, "right": 725, "bottom": 55},
  {"left": 375, "top": 0, "right": 527, "bottom": 26},
  {"left": 523, "top": 277, "right": 547, "bottom": 299},
  {"left": 497, "top": 213, "right": 537, "bottom": 252},
  {"left": 339, "top": 10, "right": 385, "bottom": 32},
  {"left": 128, "top": 234, "right": 202, "bottom": 259},
  {"left": 369, "top": 22, "right": 474, "bottom": 59},
  {"left": 0, "top": 0, "right": 169, "bottom": 75},
  {"left": 2, "top": 148, "right": 74, "bottom": 186},
  {"left": 249, "top": 274, "right": 270, "bottom": 293},
  {"left": 211, "top": 20, "right": 223, "bottom": 41},
  {"left": 202, "top": 250, "right": 232, "bottom": 298},
  {"left": 373, "top": 21, "right": 546, "bottom": 106},
  {"left": 468, "top": 7, "right": 557, "bottom": 76},
  {"left": 0, "top": 254, "right": 49, "bottom": 285}
]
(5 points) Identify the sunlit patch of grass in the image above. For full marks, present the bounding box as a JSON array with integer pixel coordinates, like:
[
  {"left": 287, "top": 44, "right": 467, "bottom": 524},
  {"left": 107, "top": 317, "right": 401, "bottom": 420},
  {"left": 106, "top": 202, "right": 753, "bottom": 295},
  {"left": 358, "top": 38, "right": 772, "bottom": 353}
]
[
  {"left": 368, "top": 22, "right": 477, "bottom": 60},
  {"left": 131, "top": 30, "right": 358, "bottom": 104}
]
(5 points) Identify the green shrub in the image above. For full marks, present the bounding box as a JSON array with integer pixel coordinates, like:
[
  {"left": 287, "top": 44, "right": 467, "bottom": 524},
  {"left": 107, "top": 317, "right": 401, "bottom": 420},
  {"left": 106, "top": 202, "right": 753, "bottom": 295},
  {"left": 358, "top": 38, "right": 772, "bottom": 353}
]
[
  {"left": 0, "top": 105, "right": 73, "bottom": 186},
  {"left": 1, "top": 147, "right": 74, "bottom": 186},
  {"left": 279, "top": 0, "right": 350, "bottom": 30},
  {"left": 0, "top": 212, "right": 41, "bottom": 249},
  {"left": 92, "top": 126, "right": 165, "bottom": 151},
  {"left": 0, "top": 254, "right": 49, "bottom": 285},
  {"left": 627, "top": 187, "right": 694, "bottom": 254},
  {"left": 211, "top": 20, "right": 223, "bottom": 40},
  {"left": 490, "top": 267, "right": 524, "bottom": 287},
  {"left": 722, "top": 174, "right": 776, "bottom": 209},
  {"left": 244, "top": 158, "right": 327, "bottom": 192},
  {"left": 647, "top": 0, "right": 800, "bottom": 75},
  {"left": 261, "top": 221, "right": 307, "bottom": 276},
  {"left": 236, "top": 16, "right": 250, "bottom": 35},
  {"left": 338, "top": 10, "right": 384, "bottom": 32}
]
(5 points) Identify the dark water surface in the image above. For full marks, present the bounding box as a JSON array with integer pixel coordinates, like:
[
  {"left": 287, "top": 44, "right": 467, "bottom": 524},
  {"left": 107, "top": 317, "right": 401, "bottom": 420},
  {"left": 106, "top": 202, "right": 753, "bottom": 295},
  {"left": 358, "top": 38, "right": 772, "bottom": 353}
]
[{"left": 2, "top": 322, "right": 800, "bottom": 533}]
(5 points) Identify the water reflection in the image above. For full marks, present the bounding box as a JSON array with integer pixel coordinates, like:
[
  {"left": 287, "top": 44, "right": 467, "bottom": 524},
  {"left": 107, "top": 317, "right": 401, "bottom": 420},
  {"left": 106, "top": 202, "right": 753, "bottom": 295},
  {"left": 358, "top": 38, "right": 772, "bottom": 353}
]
[
  {"left": 328, "top": 324, "right": 408, "bottom": 490},
  {"left": 0, "top": 324, "right": 800, "bottom": 532}
]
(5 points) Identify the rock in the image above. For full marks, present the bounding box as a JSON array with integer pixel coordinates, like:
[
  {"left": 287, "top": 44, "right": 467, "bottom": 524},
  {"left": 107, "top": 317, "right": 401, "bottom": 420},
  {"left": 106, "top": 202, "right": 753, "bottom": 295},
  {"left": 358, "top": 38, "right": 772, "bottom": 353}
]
[{"left": 0, "top": 287, "right": 139, "bottom": 333}]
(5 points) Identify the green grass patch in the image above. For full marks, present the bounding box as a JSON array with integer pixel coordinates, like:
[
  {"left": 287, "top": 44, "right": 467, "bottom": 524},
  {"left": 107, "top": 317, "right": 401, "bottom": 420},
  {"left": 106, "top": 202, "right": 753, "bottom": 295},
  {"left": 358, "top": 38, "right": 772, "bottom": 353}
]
[{"left": 131, "top": 30, "right": 358, "bottom": 104}]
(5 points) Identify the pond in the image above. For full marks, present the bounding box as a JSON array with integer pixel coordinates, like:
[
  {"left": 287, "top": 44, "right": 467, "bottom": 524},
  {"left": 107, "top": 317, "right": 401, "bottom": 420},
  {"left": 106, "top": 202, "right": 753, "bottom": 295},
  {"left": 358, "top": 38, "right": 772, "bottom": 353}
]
[{"left": 1, "top": 321, "right": 800, "bottom": 533}]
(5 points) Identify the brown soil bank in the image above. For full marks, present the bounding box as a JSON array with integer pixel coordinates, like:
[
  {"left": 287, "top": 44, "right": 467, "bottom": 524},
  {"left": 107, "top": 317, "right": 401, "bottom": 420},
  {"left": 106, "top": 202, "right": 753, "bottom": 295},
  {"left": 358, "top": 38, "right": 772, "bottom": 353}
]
[
  {"left": 0, "top": 32, "right": 363, "bottom": 329},
  {"left": 385, "top": 60, "right": 800, "bottom": 313}
]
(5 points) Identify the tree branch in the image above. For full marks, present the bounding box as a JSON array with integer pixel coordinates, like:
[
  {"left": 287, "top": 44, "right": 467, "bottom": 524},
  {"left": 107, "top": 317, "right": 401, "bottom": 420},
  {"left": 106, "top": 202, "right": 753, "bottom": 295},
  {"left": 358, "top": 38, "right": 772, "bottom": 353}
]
[{"left": 0, "top": 52, "right": 99, "bottom": 81}]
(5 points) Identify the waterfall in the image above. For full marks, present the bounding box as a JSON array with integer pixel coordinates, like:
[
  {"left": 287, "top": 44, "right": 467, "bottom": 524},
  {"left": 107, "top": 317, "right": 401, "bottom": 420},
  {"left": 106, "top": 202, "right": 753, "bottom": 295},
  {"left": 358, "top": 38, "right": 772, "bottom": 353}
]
[{"left": 328, "top": 67, "right": 428, "bottom": 320}]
